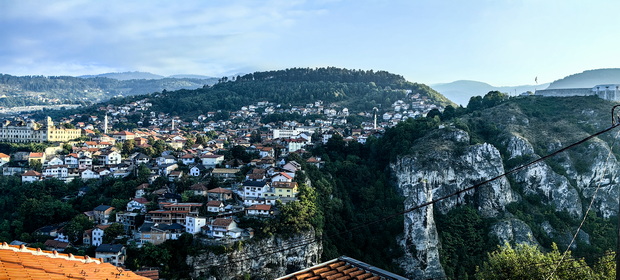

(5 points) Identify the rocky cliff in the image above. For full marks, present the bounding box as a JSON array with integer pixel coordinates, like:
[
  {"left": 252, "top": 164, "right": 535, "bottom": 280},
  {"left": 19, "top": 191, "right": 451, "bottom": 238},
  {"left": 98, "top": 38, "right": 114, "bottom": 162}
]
[
  {"left": 187, "top": 229, "right": 321, "bottom": 280},
  {"left": 391, "top": 97, "right": 620, "bottom": 279}
]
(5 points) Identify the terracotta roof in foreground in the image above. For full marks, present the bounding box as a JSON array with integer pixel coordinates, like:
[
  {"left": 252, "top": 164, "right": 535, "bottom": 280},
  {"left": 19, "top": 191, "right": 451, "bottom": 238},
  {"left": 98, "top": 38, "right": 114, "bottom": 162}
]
[
  {"left": 276, "top": 256, "right": 408, "bottom": 280},
  {"left": 0, "top": 243, "right": 148, "bottom": 279}
]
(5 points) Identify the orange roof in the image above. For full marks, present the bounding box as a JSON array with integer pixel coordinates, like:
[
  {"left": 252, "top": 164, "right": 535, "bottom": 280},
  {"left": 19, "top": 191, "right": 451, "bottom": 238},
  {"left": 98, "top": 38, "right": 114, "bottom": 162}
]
[
  {"left": 22, "top": 170, "right": 42, "bottom": 177},
  {"left": 246, "top": 204, "right": 271, "bottom": 211},
  {"left": 0, "top": 243, "right": 148, "bottom": 279},
  {"left": 207, "top": 187, "right": 232, "bottom": 194},
  {"left": 29, "top": 152, "right": 44, "bottom": 158},
  {"left": 206, "top": 200, "right": 223, "bottom": 207},
  {"left": 276, "top": 256, "right": 407, "bottom": 280},
  {"left": 0, "top": 153, "right": 9, "bottom": 158}
]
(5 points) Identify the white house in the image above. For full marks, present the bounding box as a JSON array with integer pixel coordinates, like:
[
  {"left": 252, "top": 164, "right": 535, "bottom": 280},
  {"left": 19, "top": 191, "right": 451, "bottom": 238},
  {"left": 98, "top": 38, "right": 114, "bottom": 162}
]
[
  {"left": 207, "top": 201, "right": 225, "bottom": 213},
  {"left": 42, "top": 165, "right": 69, "bottom": 180},
  {"left": 126, "top": 197, "right": 149, "bottom": 213},
  {"left": 271, "top": 172, "right": 293, "bottom": 182},
  {"left": 189, "top": 165, "right": 207, "bottom": 177},
  {"left": 206, "top": 218, "right": 242, "bottom": 239},
  {"left": 200, "top": 154, "right": 224, "bottom": 168},
  {"left": 78, "top": 156, "right": 92, "bottom": 169},
  {"left": 243, "top": 181, "right": 270, "bottom": 199},
  {"left": 99, "top": 151, "right": 121, "bottom": 165},
  {"left": 185, "top": 216, "right": 207, "bottom": 235},
  {"left": 92, "top": 226, "right": 106, "bottom": 247},
  {"left": 135, "top": 183, "right": 148, "bottom": 198},
  {"left": 21, "top": 170, "right": 42, "bottom": 183},
  {"left": 180, "top": 154, "right": 196, "bottom": 165},
  {"left": 245, "top": 204, "right": 273, "bottom": 216},
  {"left": 64, "top": 154, "right": 79, "bottom": 168},
  {"left": 95, "top": 244, "right": 126, "bottom": 267},
  {"left": 156, "top": 155, "right": 176, "bottom": 166},
  {"left": 46, "top": 156, "right": 64, "bottom": 167}
]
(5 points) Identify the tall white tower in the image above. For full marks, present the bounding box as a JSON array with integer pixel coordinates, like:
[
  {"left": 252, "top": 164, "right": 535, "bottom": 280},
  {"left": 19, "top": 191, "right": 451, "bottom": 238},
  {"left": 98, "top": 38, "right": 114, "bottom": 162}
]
[
  {"left": 373, "top": 107, "right": 378, "bottom": 130},
  {"left": 104, "top": 114, "right": 108, "bottom": 134}
]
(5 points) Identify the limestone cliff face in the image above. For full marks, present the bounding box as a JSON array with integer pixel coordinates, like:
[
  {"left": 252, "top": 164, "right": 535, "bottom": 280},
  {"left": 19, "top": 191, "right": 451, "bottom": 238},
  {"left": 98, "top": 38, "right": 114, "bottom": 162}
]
[
  {"left": 188, "top": 230, "right": 321, "bottom": 280},
  {"left": 392, "top": 128, "right": 517, "bottom": 279},
  {"left": 391, "top": 126, "right": 620, "bottom": 279}
]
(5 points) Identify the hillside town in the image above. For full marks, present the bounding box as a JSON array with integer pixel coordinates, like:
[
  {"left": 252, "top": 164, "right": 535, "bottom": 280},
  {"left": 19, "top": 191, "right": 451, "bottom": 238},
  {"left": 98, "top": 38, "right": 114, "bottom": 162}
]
[{"left": 0, "top": 94, "right": 441, "bottom": 271}]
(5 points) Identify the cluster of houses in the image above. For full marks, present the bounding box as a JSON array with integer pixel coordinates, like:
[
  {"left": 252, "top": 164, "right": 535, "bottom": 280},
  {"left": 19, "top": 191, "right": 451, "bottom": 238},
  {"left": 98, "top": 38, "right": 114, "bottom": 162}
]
[
  {"left": 0, "top": 91, "right": 445, "bottom": 269},
  {"left": 24, "top": 154, "right": 308, "bottom": 267}
]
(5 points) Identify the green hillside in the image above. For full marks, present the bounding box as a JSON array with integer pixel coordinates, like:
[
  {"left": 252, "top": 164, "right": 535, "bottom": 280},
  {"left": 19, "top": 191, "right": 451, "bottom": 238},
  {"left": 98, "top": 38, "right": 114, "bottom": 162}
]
[
  {"left": 0, "top": 74, "right": 217, "bottom": 107},
  {"left": 139, "top": 67, "right": 454, "bottom": 117}
]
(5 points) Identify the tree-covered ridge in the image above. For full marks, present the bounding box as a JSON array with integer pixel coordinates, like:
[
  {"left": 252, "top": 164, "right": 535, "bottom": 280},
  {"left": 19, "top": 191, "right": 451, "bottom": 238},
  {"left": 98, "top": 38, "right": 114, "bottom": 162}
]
[
  {"left": 0, "top": 74, "right": 217, "bottom": 106},
  {"left": 235, "top": 67, "right": 406, "bottom": 86},
  {"left": 145, "top": 67, "right": 453, "bottom": 117}
]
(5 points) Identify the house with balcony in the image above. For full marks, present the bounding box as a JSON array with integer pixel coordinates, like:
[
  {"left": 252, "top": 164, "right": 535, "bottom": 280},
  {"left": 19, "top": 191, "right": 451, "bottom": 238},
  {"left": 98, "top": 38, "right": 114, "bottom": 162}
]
[{"left": 204, "top": 218, "right": 242, "bottom": 239}]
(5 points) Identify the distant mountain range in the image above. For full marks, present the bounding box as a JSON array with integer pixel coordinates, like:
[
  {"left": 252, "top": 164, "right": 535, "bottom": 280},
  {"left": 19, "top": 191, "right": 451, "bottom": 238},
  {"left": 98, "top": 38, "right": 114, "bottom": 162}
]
[
  {"left": 431, "top": 80, "right": 549, "bottom": 106},
  {"left": 0, "top": 73, "right": 219, "bottom": 107},
  {"left": 79, "top": 71, "right": 215, "bottom": 81}
]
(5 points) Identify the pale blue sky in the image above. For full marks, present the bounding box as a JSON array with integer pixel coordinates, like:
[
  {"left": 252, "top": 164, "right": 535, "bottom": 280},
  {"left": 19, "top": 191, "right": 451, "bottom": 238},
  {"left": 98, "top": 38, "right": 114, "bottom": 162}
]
[{"left": 1, "top": 0, "right": 619, "bottom": 86}]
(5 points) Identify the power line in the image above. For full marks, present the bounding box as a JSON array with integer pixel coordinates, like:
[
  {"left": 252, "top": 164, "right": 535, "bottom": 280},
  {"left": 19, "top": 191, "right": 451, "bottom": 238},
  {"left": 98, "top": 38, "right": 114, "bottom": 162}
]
[
  {"left": 546, "top": 128, "right": 620, "bottom": 280},
  {"left": 205, "top": 123, "right": 620, "bottom": 270}
]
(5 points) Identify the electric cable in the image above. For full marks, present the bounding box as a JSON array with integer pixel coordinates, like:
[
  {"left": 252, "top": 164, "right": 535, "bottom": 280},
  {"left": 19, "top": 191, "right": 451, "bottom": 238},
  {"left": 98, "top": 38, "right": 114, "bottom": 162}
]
[
  {"left": 546, "top": 128, "right": 620, "bottom": 280},
  {"left": 203, "top": 123, "right": 620, "bottom": 268}
]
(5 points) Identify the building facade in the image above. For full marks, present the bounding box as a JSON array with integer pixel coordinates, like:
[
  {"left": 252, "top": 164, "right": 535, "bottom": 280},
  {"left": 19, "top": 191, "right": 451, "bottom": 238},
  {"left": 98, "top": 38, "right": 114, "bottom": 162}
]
[{"left": 0, "top": 117, "right": 81, "bottom": 143}]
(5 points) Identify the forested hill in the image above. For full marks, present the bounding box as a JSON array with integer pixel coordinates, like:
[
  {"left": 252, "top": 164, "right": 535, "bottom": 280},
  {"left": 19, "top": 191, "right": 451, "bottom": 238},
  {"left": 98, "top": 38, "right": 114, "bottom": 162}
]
[
  {"left": 122, "top": 67, "right": 454, "bottom": 117},
  {"left": 0, "top": 74, "right": 218, "bottom": 107},
  {"left": 546, "top": 68, "right": 620, "bottom": 89}
]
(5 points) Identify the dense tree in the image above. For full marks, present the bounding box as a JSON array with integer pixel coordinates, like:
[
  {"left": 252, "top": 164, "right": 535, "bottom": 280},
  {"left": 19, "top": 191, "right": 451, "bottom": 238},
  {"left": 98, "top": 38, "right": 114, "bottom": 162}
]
[
  {"left": 103, "top": 223, "right": 126, "bottom": 243},
  {"left": 64, "top": 214, "right": 95, "bottom": 244},
  {"left": 476, "top": 243, "right": 614, "bottom": 280}
]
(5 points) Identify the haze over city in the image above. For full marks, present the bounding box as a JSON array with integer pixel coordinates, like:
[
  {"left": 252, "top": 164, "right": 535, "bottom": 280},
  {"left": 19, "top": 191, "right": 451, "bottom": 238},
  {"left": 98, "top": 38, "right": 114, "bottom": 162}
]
[{"left": 1, "top": 0, "right": 620, "bottom": 86}]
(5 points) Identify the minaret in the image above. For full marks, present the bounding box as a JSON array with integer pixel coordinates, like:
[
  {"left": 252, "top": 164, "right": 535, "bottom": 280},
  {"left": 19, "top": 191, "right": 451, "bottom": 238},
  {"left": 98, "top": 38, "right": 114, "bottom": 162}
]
[
  {"left": 373, "top": 107, "right": 378, "bottom": 130},
  {"left": 171, "top": 119, "right": 175, "bottom": 131},
  {"left": 104, "top": 114, "right": 108, "bottom": 134}
]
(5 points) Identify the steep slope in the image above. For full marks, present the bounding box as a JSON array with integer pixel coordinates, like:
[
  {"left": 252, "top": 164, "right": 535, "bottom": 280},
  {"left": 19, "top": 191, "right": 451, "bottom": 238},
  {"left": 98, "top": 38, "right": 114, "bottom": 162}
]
[
  {"left": 546, "top": 68, "right": 620, "bottom": 89},
  {"left": 391, "top": 96, "right": 620, "bottom": 279}
]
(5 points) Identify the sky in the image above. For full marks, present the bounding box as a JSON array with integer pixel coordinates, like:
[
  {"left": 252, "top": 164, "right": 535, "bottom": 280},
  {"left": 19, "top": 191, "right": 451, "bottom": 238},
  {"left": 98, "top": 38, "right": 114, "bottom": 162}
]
[{"left": 1, "top": 0, "right": 620, "bottom": 86}]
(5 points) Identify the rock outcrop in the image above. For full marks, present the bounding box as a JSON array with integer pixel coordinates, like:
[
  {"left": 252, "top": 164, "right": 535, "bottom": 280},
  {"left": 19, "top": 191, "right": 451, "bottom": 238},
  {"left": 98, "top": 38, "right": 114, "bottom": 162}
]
[
  {"left": 391, "top": 125, "right": 620, "bottom": 279},
  {"left": 188, "top": 230, "right": 321, "bottom": 280}
]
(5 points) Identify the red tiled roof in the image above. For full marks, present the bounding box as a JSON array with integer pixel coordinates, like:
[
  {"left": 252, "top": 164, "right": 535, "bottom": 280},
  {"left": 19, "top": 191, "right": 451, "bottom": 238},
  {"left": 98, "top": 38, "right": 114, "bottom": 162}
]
[
  {"left": 22, "top": 170, "right": 42, "bottom": 177},
  {"left": 306, "top": 157, "right": 320, "bottom": 163},
  {"left": 133, "top": 197, "right": 149, "bottom": 204},
  {"left": 0, "top": 153, "right": 9, "bottom": 158},
  {"left": 207, "top": 187, "right": 232, "bottom": 194},
  {"left": 212, "top": 218, "right": 233, "bottom": 227},
  {"left": 116, "top": 131, "right": 135, "bottom": 135},
  {"left": 135, "top": 269, "right": 160, "bottom": 279},
  {"left": 246, "top": 204, "right": 271, "bottom": 211},
  {"left": 276, "top": 172, "right": 293, "bottom": 179},
  {"left": 276, "top": 256, "right": 407, "bottom": 280},
  {"left": 29, "top": 152, "right": 44, "bottom": 158},
  {"left": 0, "top": 243, "right": 148, "bottom": 279},
  {"left": 206, "top": 200, "right": 223, "bottom": 207}
]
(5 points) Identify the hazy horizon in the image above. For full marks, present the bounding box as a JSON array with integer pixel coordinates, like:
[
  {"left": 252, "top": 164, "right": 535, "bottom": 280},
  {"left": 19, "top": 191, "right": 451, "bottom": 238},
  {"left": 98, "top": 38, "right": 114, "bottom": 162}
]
[{"left": 2, "top": 0, "right": 620, "bottom": 86}]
